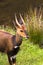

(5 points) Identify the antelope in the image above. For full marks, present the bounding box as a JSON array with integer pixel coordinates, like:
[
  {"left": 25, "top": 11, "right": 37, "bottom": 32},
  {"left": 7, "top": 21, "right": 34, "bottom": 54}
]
[{"left": 0, "top": 14, "right": 29, "bottom": 65}]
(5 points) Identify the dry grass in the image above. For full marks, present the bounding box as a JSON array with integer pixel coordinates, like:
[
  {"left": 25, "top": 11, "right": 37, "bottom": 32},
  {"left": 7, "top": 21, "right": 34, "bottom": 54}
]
[{"left": 25, "top": 7, "right": 43, "bottom": 46}]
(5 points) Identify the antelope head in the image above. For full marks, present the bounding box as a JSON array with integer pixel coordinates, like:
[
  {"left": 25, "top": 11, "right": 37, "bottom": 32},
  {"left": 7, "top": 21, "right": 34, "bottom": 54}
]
[{"left": 13, "top": 14, "right": 29, "bottom": 39}]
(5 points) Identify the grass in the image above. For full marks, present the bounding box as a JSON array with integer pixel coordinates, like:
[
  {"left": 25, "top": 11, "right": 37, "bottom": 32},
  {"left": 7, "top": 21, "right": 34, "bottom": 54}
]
[
  {"left": 25, "top": 7, "right": 43, "bottom": 45},
  {"left": 0, "top": 40, "right": 43, "bottom": 65},
  {"left": 16, "top": 40, "right": 43, "bottom": 65},
  {"left": 0, "top": 27, "right": 43, "bottom": 65}
]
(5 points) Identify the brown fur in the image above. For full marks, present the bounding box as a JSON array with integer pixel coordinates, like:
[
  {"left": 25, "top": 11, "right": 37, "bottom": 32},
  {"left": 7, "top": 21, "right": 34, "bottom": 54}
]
[{"left": 0, "top": 30, "right": 13, "bottom": 53}]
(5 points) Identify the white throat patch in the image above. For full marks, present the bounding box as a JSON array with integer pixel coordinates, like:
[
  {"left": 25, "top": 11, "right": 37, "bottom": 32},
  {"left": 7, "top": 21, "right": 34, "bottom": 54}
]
[{"left": 14, "top": 46, "right": 18, "bottom": 48}]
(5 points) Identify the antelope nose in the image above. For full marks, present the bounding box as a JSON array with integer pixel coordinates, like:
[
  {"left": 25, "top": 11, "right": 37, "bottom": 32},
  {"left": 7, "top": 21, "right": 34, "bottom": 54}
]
[
  {"left": 27, "top": 36, "right": 29, "bottom": 39},
  {"left": 26, "top": 36, "right": 29, "bottom": 39}
]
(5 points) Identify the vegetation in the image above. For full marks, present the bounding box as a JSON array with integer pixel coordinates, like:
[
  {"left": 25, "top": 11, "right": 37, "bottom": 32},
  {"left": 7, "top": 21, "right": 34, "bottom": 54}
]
[
  {"left": 0, "top": 38, "right": 43, "bottom": 65},
  {"left": 25, "top": 7, "right": 43, "bottom": 47},
  {"left": 0, "top": 24, "right": 43, "bottom": 65}
]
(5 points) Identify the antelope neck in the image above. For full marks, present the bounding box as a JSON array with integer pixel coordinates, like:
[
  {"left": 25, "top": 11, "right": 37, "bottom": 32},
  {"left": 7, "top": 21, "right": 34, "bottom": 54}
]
[
  {"left": 12, "top": 33, "right": 22, "bottom": 48},
  {"left": 15, "top": 33, "right": 22, "bottom": 44}
]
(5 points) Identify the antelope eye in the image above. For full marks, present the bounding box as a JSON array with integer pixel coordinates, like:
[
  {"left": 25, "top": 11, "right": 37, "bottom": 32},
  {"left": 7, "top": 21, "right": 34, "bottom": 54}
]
[{"left": 20, "top": 30, "right": 23, "bottom": 32}]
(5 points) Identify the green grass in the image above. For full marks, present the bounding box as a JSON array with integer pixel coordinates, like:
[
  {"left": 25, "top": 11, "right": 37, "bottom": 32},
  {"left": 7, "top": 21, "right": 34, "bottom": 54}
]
[
  {"left": 16, "top": 40, "right": 43, "bottom": 65},
  {"left": 0, "top": 40, "right": 43, "bottom": 65}
]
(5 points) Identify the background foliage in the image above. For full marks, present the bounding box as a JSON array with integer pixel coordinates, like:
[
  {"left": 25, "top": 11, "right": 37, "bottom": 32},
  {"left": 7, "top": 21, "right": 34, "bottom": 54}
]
[{"left": 25, "top": 7, "right": 43, "bottom": 47}]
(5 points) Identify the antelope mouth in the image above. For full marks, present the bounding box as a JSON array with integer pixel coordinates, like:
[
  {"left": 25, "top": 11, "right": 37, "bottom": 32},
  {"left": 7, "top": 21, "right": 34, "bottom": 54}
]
[{"left": 25, "top": 36, "right": 29, "bottom": 39}]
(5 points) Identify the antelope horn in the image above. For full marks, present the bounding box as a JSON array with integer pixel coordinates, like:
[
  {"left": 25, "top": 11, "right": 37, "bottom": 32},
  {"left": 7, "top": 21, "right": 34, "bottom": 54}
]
[
  {"left": 20, "top": 14, "right": 25, "bottom": 25},
  {"left": 15, "top": 14, "right": 21, "bottom": 27}
]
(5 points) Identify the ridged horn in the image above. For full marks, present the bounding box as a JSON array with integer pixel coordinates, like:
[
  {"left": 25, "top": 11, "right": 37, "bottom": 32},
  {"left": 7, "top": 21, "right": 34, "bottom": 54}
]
[
  {"left": 20, "top": 14, "right": 25, "bottom": 25},
  {"left": 15, "top": 14, "right": 21, "bottom": 27}
]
